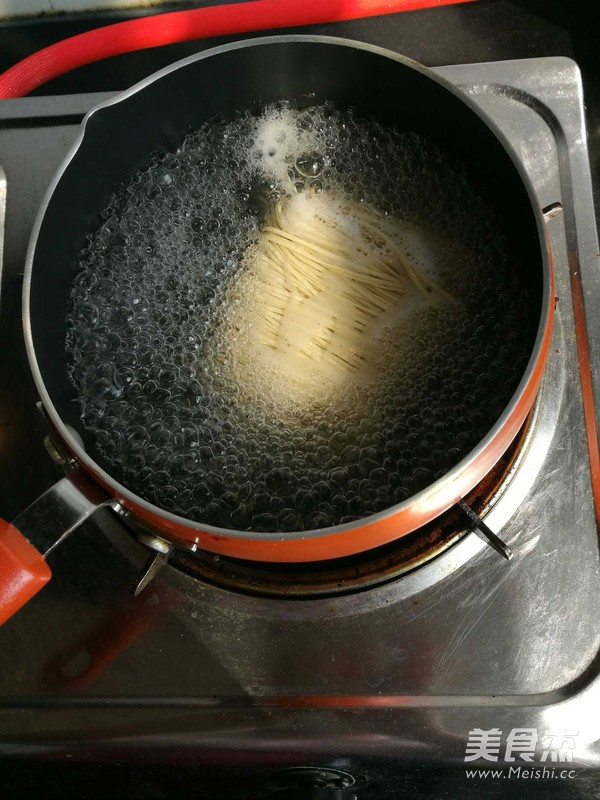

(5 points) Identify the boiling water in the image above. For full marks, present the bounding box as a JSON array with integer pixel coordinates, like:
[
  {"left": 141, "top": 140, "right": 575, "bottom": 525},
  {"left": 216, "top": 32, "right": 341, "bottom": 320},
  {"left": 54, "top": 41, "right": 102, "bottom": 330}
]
[{"left": 67, "top": 103, "right": 536, "bottom": 532}]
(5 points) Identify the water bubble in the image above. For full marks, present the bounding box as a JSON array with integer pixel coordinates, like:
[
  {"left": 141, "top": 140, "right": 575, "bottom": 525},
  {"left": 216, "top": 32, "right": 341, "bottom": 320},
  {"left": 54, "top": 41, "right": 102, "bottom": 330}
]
[{"left": 295, "top": 151, "right": 324, "bottom": 178}]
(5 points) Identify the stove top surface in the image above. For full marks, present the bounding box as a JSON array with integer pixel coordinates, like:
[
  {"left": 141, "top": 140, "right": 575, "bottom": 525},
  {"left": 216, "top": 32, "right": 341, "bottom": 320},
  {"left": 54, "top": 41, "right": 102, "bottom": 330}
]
[{"left": 1, "top": 55, "right": 599, "bottom": 797}]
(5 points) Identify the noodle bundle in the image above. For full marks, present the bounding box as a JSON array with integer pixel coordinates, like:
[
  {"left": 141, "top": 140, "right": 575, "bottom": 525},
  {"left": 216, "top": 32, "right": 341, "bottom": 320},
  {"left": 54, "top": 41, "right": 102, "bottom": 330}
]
[{"left": 224, "top": 191, "right": 453, "bottom": 405}]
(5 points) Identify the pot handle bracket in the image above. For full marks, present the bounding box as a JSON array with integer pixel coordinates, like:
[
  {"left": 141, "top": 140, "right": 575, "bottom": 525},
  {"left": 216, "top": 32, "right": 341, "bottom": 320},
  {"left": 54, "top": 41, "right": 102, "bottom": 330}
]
[{"left": 0, "top": 472, "right": 115, "bottom": 626}]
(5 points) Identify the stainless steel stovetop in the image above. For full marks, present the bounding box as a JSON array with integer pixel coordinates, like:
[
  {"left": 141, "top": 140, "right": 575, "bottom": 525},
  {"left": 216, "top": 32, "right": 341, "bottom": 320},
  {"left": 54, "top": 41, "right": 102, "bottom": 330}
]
[{"left": 0, "top": 56, "right": 599, "bottom": 798}]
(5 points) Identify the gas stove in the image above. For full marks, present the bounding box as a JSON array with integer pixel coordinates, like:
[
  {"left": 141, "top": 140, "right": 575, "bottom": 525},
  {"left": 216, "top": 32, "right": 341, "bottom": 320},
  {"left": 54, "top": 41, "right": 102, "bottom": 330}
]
[{"left": 0, "top": 55, "right": 599, "bottom": 798}]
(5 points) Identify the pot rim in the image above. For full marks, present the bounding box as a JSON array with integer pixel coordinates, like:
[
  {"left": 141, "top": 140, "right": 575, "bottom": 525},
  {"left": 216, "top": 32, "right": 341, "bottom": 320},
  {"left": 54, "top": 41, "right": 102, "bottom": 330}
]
[{"left": 22, "top": 34, "right": 554, "bottom": 553}]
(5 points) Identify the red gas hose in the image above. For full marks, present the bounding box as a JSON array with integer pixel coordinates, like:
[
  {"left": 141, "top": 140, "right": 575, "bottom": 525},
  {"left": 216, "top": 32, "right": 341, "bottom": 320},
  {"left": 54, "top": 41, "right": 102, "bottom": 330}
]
[{"left": 0, "top": 0, "right": 478, "bottom": 99}]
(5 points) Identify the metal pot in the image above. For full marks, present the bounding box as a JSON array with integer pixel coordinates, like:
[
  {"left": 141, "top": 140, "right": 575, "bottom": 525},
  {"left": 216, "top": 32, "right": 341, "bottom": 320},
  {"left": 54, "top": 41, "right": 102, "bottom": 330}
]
[{"left": 0, "top": 35, "right": 554, "bottom": 624}]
